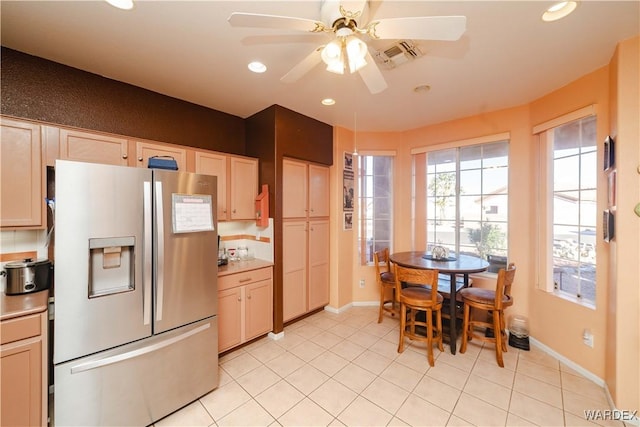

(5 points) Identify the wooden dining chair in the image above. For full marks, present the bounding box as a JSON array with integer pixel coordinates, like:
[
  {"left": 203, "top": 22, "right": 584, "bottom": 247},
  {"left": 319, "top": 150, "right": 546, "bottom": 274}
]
[
  {"left": 394, "top": 265, "right": 444, "bottom": 366},
  {"left": 459, "top": 263, "right": 516, "bottom": 367},
  {"left": 374, "top": 248, "right": 398, "bottom": 323}
]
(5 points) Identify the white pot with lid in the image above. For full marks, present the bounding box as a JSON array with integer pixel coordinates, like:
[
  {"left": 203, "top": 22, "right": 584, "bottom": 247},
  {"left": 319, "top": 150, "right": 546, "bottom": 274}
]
[{"left": 1, "top": 258, "right": 53, "bottom": 295}]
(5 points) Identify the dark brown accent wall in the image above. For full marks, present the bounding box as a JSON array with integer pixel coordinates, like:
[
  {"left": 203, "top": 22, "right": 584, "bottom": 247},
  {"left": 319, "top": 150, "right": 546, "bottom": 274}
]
[
  {"left": 1, "top": 47, "right": 245, "bottom": 155},
  {"left": 245, "top": 105, "right": 333, "bottom": 334}
]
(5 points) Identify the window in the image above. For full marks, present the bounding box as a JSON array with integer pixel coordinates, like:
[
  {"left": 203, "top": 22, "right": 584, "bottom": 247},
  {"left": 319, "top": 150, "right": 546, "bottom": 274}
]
[
  {"left": 358, "top": 155, "right": 393, "bottom": 265},
  {"left": 550, "top": 115, "right": 597, "bottom": 304},
  {"left": 425, "top": 141, "right": 509, "bottom": 270}
]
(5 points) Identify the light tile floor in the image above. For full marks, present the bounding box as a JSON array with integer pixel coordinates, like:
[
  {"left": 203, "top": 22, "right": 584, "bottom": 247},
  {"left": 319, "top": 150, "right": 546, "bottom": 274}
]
[{"left": 155, "top": 306, "right": 625, "bottom": 427}]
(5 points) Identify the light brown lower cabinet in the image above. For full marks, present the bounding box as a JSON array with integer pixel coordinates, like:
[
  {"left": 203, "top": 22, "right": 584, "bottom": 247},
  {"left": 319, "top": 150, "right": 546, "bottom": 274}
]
[
  {"left": 282, "top": 219, "right": 329, "bottom": 322},
  {"left": 0, "top": 311, "right": 48, "bottom": 427},
  {"left": 218, "top": 267, "right": 273, "bottom": 353}
]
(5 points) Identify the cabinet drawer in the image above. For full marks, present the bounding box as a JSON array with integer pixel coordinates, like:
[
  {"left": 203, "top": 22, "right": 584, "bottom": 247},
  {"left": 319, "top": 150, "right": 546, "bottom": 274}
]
[
  {"left": 0, "top": 313, "right": 41, "bottom": 345},
  {"left": 218, "top": 267, "right": 272, "bottom": 291}
]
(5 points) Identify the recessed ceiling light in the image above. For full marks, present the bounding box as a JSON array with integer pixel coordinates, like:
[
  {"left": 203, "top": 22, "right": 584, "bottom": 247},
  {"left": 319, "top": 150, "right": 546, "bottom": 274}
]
[
  {"left": 105, "top": 0, "right": 134, "bottom": 10},
  {"left": 248, "top": 61, "right": 267, "bottom": 73},
  {"left": 321, "top": 98, "right": 336, "bottom": 106},
  {"left": 413, "top": 84, "right": 431, "bottom": 93},
  {"left": 542, "top": 1, "right": 578, "bottom": 22}
]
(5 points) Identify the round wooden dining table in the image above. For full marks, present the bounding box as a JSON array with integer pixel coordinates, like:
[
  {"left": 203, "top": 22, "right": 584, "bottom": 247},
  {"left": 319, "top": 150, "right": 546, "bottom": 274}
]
[{"left": 389, "top": 251, "right": 490, "bottom": 354}]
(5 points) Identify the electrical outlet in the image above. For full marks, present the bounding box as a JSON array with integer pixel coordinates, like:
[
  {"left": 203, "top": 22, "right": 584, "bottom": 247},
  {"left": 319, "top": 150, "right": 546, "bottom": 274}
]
[
  {"left": 583, "top": 329, "right": 594, "bottom": 348},
  {"left": 359, "top": 279, "right": 365, "bottom": 288}
]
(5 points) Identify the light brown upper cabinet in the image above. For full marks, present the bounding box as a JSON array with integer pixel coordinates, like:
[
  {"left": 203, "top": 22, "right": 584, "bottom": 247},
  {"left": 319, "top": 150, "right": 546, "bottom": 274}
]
[
  {"left": 195, "top": 152, "right": 258, "bottom": 221},
  {"left": 134, "top": 140, "right": 187, "bottom": 171},
  {"left": 59, "top": 128, "right": 128, "bottom": 166},
  {"left": 229, "top": 156, "right": 258, "bottom": 220},
  {"left": 195, "top": 152, "right": 228, "bottom": 221},
  {"left": 283, "top": 159, "right": 329, "bottom": 219},
  {"left": 0, "top": 117, "right": 44, "bottom": 228}
]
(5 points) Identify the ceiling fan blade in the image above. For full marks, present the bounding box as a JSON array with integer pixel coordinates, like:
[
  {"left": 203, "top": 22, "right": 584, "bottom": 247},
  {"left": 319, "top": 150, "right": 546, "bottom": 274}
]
[
  {"left": 281, "top": 47, "right": 324, "bottom": 83},
  {"left": 228, "top": 12, "right": 327, "bottom": 33},
  {"left": 358, "top": 50, "right": 388, "bottom": 94},
  {"left": 368, "top": 16, "right": 467, "bottom": 41}
]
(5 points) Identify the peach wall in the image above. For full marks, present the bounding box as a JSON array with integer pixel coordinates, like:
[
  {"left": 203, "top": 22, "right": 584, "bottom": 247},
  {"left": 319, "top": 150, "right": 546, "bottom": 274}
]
[
  {"left": 607, "top": 36, "right": 640, "bottom": 414},
  {"left": 528, "top": 67, "right": 610, "bottom": 378},
  {"left": 326, "top": 39, "right": 638, "bottom": 412}
]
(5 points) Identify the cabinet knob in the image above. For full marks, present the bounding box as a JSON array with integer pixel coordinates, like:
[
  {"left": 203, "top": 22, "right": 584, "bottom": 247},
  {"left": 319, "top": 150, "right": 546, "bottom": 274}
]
[
  {"left": 138, "top": 157, "right": 143, "bottom": 162},
  {"left": 237, "top": 297, "right": 241, "bottom": 302},
  {"left": 233, "top": 209, "right": 236, "bottom": 214},
  {"left": 122, "top": 154, "right": 128, "bottom": 159},
  {"left": 247, "top": 295, "right": 252, "bottom": 300}
]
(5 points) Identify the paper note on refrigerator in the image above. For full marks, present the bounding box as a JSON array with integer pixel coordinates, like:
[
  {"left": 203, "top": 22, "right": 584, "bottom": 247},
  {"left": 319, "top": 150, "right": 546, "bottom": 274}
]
[{"left": 172, "top": 194, "right": 214, "bottom": 233}]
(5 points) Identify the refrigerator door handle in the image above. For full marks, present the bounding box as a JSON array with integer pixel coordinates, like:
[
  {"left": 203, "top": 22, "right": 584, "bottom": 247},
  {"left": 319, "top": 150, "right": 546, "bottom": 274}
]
[
  {"left": 69, "top": 323, "right": 211, "bottom": 374},
  {"left": 143, "top": 181, "right": 152, "bottom": 326},
  {"left": 155, "top": 180, "right": 165, "bottom": 321}
]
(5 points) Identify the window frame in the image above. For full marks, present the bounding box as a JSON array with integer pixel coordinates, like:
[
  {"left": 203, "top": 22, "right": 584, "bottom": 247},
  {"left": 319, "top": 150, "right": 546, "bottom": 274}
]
[
  {"left": 357, "top": 152, "right": 395, "bottom": 266},
  {"left": 412, "top": 133, "right": 511, "bottom": 272},
  {"left": 533, "top": 105, "right": 598, "bottom": 308}
]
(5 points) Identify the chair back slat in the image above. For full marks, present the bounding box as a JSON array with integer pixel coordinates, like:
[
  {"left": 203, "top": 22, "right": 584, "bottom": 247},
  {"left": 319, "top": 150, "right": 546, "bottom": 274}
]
[
  {"left": 394, "top": 265, "right": 440, "bottom": 302},
  {"left": 495, "top": 263, "right": 517, "bottom": 310},
  {"left": 373, "top": 248, "right": 391, "bottom": 282}
]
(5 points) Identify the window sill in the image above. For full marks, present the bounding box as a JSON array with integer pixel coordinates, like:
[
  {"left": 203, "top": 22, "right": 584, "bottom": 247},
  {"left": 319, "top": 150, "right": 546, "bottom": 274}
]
[{"left": 552, "top": 290, "right": 596, "bottom": 310}]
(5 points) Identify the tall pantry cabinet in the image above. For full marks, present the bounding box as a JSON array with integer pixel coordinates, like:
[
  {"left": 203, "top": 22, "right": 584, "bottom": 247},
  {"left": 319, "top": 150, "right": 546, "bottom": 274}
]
[
  {"left": 245, "top": 105, "right": 333, "bottom": 334},
  {"left": 282, "top": 160, "right": 330, "bottom": 322}
]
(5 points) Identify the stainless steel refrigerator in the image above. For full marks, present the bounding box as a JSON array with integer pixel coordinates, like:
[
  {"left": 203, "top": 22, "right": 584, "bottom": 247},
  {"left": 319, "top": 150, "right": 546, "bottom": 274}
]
[{"left": 53, "top": 160, "right": 219, "bottom": 426}]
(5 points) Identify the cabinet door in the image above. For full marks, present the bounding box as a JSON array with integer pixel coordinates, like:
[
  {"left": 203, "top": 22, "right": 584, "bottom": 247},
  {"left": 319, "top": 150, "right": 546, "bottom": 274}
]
[
  {"left": 245, "top": 279, "right": 273, "bottom": 341},
  {"left": 308, "top": 164, "right": 330, "bottom": 217},
  {"left": 59, "top": 128, "right": 128, "bottom": 165},
  {"left": 308, "top": 220, "right": 330, "bottom": 310},
  {"left": 283, "top": 221, "right": 308, "bottom": 322},
  {"left": 0, "top": 337, "right": 42, "bottom": 427},
  {"left": 218, "top": 287, "right": 242, "bottom": 353},
  {"left": 229, "top": 156, "right": 258, "bottom": 220},
  {"left": 0, "top": 118, "right": 43, "bottom": 227},
  {"left": 134, "top": 141, "right": 187, "bottom": 171},
  {"left": 195, "top": 152, "right": 228, "bottom": 221},
  {"left": 283, "top": 159, "right": 308, "bottom": 218}
]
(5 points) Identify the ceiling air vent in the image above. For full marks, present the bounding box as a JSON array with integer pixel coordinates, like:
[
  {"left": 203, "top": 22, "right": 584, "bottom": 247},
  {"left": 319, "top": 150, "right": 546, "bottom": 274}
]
[{"left": 373, "top": 40, "right": 424, "bottom": 70}]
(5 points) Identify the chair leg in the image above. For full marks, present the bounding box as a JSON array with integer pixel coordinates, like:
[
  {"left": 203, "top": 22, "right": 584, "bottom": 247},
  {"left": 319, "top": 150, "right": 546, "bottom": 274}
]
[
  {"left": 500, "top": 310, "right": 508, "bottom": 352},
  {"left": 426, "top": 308, "right": 434, "bottom": 366},
  {"left": 436, "top": 309, "right": 444, "bottom": 352},
  {"left": 378, "top": 285, "right": 385, "bottom": 323},
  {"left": 460, "top": 303, "right": 470, "bottom": 354},
  {"left": 493, "top": 309, "right": 504, "bottom": 367},
  {"left": 398, "top": 303, "right": 406, "bottom": 353}
]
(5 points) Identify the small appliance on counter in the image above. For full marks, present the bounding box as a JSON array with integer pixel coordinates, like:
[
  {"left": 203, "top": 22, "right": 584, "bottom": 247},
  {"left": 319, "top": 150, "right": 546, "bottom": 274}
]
[
  {"left": 1, "top": 258, "right": 52, "bottom": 295},
  {"left": 218, "top": 235, "right": 228, "bottom": 266}
]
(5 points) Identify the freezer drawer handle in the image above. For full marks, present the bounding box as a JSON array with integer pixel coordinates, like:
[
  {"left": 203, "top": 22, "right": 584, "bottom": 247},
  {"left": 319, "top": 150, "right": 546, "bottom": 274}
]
[{"left": 69, "top": 323, "right": 211, "bottom": 374}]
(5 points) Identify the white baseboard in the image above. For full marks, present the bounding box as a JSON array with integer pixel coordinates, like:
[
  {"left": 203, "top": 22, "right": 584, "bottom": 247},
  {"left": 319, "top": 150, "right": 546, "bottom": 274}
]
[
  {"left": 352, "top": 301, "right": 379, "bottom": 307},
  {"left": 529, "top": 336, "right": 638, "bottom": 425},
  {"left": 267, "top": 331, "right": 284, "bottom": 341}
]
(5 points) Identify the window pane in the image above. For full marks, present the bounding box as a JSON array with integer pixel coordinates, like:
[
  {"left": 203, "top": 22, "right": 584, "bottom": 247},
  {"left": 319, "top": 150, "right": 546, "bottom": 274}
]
[
  {"left": 554, "top": 191, "right": 580, "bottom": 225},
  {"left": 554, "top": 155, "right": 580, "bottom": 191},
  {"left": 459, "top": 195, "right": 482, "bottom": 221},
  {"left": 482, "top": 142, "right": 509, "bottom": 167},
  {"left": 482, "top": 167, "right": 508, "bottom": 194},
  {"left": 581, "top": 150, "right": 597, "bottom": 189},
  {"left": 460, "top": 170, "right": 481, "bottom": 194},
  {"left": 460, "top": 145, "right": 481, "bottom": 170}
]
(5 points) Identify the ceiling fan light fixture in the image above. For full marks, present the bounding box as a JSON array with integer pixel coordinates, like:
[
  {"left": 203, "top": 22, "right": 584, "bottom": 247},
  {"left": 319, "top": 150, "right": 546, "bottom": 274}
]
[
  {"left": 542, "top": 1, "right": 578, "bottom": 21},
  {"left": 346, "top": 36, "right": 367, "bottom": 73}
]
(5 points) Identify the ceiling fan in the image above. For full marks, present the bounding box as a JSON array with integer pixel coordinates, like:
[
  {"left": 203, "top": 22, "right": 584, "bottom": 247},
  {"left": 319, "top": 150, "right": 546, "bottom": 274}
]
[{"left": 228, "top": 0, "right": 466, "bottom": 94}]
